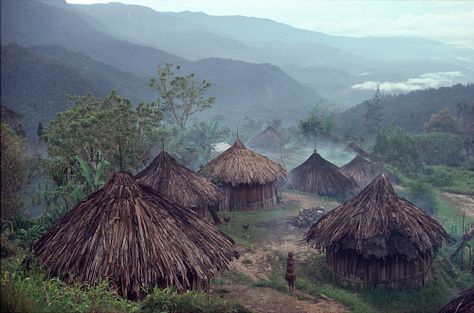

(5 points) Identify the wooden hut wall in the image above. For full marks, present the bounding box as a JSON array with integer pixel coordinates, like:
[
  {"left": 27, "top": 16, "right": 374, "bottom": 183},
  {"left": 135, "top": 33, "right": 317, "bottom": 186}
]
[
  {"left": 219, "top": 183, "right": 277, "bottom": 211},
  {"left": 326, "top": 251, "right": 432, "bottom": 288}
]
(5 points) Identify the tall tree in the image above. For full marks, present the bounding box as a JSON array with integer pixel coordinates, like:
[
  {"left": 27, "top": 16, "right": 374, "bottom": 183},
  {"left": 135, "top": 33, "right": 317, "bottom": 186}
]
[
  {"left": 149, "top": 64, "right": 215, "bottom": 128},
  {"left": 364, "top": 85, "right": 384, "bottom": 134},
  {"left": 424, "top": 108, "right": 460, "bottom": 134},
  {"left": 457, "top": 102, "right": 474, "bottom": 159},
  {"left": 299, "top": 108, "right": 334, "bottom": 143},
  {"left": 372, "top": 126, "right": 420, "bottom": 173},
  {"left": 43, "top": 92, "right": 163, "bottom": 181},
  {"left": 37, "top": 122, "right": 44, "bottom": 139}
]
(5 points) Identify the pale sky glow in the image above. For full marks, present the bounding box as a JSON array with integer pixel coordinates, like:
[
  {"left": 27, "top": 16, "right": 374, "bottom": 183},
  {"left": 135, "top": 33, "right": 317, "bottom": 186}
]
[{"left": 66, "top": 0, "right": 474, "bottom": 48}]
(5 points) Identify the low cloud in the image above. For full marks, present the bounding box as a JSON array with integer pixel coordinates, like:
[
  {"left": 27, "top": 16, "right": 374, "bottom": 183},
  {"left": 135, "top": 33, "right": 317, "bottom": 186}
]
[
  {"left": 304, "top": 10, "right": 474, "bottom": 49},
  {"left": 351, "top": 71, "right": 464, "bottom": 92}
]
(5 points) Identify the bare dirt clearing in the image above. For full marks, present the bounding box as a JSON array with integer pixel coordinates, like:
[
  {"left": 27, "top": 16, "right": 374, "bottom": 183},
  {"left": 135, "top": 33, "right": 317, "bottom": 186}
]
[
  {"left": 282, "top": 191, "right": 339, "bottom": 210},
  {"left": 222, "top": 284, "right": 348, "bottom": 313}
]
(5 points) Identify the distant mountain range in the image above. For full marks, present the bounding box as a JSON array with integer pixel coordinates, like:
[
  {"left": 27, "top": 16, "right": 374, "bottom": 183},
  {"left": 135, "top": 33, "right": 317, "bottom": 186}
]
[
  {"left": 1, "top": 0, "right": 473, "bottom": 136},
  {"left": 1, "top": 0, "right": 323, "bottom": 135},
  {"left": 72, "top": 2, "right": 474, "bottom": 105}
]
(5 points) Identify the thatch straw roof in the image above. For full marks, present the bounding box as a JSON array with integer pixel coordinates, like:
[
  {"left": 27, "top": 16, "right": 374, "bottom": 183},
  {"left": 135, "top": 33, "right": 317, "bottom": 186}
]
[
  {"left": 34, "top": 172, "right": 239, "bottom": 299},
  {"left": 199, "top": 138, "right": 286, "bottom": 186},
  {"left": 288, "top": 150, "right": 356, "bottom": 197},
  {"left": 136, "top": 151, "right": 223, "bottom": 210},
  {"left": 249, "top": 126, "right": 285, "bottom": 150},
  {"left": 439, "top": 287, "right": 474, "bottom": 313},
  {"left": 341, "top": 155, "right": 400, "bottom": 188},
  {"left": 344, "top": 141, "right": 369, "bottom": 157},
  {"left": 306, "top": 174, "right": 448, "bottom": 260},
  {"left": 341, "top": 155, "right": 378, "bottom": 188}
]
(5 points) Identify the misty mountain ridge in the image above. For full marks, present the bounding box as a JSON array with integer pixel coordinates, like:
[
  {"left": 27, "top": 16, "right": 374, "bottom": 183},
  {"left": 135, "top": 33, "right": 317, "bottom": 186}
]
[
  {"left": 1, "top": 0, "right": 325, "bottom": 135},
  {"left": 72, "top": 2, "right": 473, "bottom": 107}
]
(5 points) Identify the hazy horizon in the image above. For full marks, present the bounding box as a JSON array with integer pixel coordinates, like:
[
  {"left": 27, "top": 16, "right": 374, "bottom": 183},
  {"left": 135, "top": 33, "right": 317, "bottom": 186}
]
[{"left": 66, "top": 0, "right": 474, "bottom": 49}]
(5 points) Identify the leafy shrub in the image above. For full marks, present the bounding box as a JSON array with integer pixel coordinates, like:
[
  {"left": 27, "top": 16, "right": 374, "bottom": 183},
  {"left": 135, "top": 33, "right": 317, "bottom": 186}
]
[
  {"left": 406, "top": 181, "right": 437, "bottom": 214},
  {"left": 420, "top": 167, "right": 453, "bottom": 187},
  {"left": 413, "top": 132, "right": 464, "bottom": 166}
]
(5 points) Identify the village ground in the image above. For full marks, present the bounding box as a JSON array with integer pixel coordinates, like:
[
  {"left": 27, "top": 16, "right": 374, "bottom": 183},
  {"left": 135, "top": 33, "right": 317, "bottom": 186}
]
[{"left": 213, "top": 190, "right": 474, "bottom": 313}]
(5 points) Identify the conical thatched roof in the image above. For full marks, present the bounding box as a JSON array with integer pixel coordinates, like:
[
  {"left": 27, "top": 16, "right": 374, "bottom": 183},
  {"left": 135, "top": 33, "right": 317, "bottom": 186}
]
[
  {"left": 34, "top": 172, "right": 239, "bottom": 299},
  {"left": 248, "top": 126, "right": 285, "bottom": 150},
  {"left": 341, "top": 155, "right": 400, "bottom": 188},
  {"left": 439, "top": 286, "right": 474, "bottom": 313},
  {"left": 344, "top": 141, "right": 369, "bottom": 157},
  {"left": 136, "top": 151, "right": 223, "bottom": 210},
  {"left": 306, "top": 175, "right": 448, "bottom": 260},
  {"left": 199, "top": 139, "right": 286, "bottom": 186},
  {"left": 288, "top": 150, "right": 356, "bottom": 197},
  {"left": 341, "top": 155, "right": 377, "bottom": 188}
]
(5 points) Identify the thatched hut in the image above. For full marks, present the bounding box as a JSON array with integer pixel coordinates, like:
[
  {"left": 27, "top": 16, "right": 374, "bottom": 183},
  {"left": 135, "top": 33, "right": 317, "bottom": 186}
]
[
  {"left": 344, "top": 141, "right": 369, "bottom": 157},
  {"left": 136, "top": 151, "right": 223, "bottom": 222},
  {"left": 34, "top": 172, "right": 239, "bottom": 299},
  {"left": 248, "top": 125, "right": 285, "bottom": 151},
  {"left": 439, "top": 286, "right": 474, "bottom": 313},
  {"left": 341, "top": 155, "right": 375, "bottom": 188},
  {"left": 288, "top": 150, "right": 356, "bottom": 198},
  {"left": 199, "top": 138, "right": 286, "bottom": 211},
  {"left": 306, "top": 174, "right": 448, "bottom": 288},
  {"left": 341, "top": 155, "right": 400, "bottom": 189}
]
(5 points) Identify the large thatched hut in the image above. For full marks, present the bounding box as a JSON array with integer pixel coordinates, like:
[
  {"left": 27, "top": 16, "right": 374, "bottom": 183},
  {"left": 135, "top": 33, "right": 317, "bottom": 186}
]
[
  {"left": 248, "top": 125, "right": 285, "bottom": 151},
  {"left": 199, "top": 139, "right": 286, "bottom": 211},
  {"left": 344, "top": 141, "right": 369, "bottom": 157},
  {"left": 136, "top": 151, "right": 223, "bottom": 222},
  {"left": 288, "top": 149, "right": 356, "bottom": 198},
  {"left": 34, "top": 172, "right": 239, "bottom": 299},
  {"left": 306, "top": 174, "right": 448, "bottom": 288},
  {"left": 439, "top": 286, "right": 474, "bottom": 313}
]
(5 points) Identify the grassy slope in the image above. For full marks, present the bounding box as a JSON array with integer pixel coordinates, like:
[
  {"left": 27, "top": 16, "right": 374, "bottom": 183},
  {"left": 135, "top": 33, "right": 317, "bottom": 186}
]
[{"left": 214, "top": 187, "right": 474, "bottom": 313}]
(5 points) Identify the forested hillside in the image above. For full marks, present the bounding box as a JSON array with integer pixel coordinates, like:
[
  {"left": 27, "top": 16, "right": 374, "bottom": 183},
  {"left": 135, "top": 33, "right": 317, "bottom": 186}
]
[
  {"left": 1, "top": 0, "right": 323, "bottom": 131},
  {"left": 335, "top": 84, "right": 474, "bottom": 137},
  {"left": 1, "top": 44, "right": 153, "bottom": 136}
]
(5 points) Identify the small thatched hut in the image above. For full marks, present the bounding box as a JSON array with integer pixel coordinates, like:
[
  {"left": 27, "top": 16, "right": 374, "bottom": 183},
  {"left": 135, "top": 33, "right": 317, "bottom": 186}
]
[
  {"left": 34, "top": 172, "right": 239, "bottom": 299},
  {"left": 199, "top": 138, "right": 286, "bottom": 211},
  {"left": 249, "top": 125, "right": 285, "bottom": 151},
  {"left": 341, "top": 155, "right": 400, "bottom": 188},
  {"left": 136, "top": 151, "right": 223, "bottom": 222},
  {"left": 306, "top": 174, "right": 448, "bottom": 288},
  {"left": 439, "top": 286, "right": 474, "bottom": 313},
  {"left": 288, "top": 150, "right": 356, "bottom": 198},
  {"left": 344, "top": 141, "right": 370, "bottom": 157},
  {"left": 341, "top": 155, "right": 375, "bottom": 188}
]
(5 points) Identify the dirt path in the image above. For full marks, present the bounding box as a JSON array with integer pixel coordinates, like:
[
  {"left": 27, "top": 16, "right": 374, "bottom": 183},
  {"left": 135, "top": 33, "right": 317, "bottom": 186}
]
[
  {"left": 282, "top": 192, "right": 326, "bottom": 209},
  {"left": 224, "top": 284, "right": 348, "bottom": 313},
  {"left": 221, "top": 191, "right": 348, "bottom": 313},
  {"left": 441, "top": 192, "right": 474, "bottom": 218}
]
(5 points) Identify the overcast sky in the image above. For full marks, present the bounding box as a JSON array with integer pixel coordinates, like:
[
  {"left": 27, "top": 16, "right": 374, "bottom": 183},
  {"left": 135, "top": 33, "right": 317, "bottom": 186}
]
[{"left": 67, "top": 0, "right": 474, "bottom": 48}]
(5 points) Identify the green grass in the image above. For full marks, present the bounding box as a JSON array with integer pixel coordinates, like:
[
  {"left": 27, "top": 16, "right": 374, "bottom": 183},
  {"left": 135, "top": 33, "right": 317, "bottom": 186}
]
[
  {"left": 1, "top": 252, "right": 249, "bottom": 313},
  {"left": 422, "top": 165, "right": 474, "bottom": 195},
  {"left": 217, "top": 204, "right": 300, "bottom": 246},
  {"left": 250, "top": 252, "right": 378, "bottom": 313}
]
